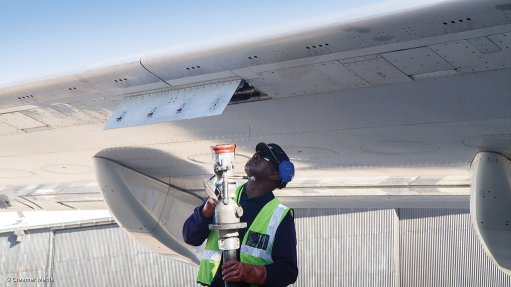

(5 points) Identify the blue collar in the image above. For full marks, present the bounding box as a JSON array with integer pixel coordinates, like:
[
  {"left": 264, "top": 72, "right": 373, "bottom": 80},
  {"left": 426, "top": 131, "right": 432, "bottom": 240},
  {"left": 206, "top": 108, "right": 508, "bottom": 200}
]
[{"left": 240, "top": 183, "right": 275, "bottom": 204}]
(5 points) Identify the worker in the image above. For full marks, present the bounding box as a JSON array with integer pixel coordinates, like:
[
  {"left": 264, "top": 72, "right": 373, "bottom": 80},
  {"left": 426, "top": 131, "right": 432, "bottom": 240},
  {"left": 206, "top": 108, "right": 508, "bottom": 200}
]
[{"left": 183, "top": 142, "right": 298, "bottom": 286}]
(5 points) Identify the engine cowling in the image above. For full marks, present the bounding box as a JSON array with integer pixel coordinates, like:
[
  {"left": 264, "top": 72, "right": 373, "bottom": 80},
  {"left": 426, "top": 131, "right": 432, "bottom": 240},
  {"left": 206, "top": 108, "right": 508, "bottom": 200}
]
[
  {"left": 471, "top": 151, "right": 511, "bottom": 275},
  {"left": 93, "top": 156, "right": 203, "bottom": 265}
]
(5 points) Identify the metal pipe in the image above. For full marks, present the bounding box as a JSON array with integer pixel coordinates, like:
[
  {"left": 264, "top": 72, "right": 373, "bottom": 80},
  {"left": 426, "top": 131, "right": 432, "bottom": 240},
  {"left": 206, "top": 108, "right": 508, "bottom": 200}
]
[
  {"left": 223, "top": 249, "right": 239, "bottom": 287},
  {"left": 222, "top": 172, "right": 229, "bottom": 205}
]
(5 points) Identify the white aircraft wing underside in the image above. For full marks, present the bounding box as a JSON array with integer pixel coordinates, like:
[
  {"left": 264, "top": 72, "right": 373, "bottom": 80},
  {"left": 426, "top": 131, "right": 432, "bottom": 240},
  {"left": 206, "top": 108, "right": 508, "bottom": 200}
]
[{"left": 0, "top": 0, "right": 511, "bottom": 212}]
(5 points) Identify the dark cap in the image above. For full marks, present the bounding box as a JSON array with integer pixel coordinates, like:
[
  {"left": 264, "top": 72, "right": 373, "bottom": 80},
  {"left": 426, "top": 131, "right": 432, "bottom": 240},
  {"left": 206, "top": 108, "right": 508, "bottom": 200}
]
[
  {"left": 255, "top": 142, "right": 294, "bottom": 189},
  {"left": 256, "top": 142, "right": 290, "bottom": 169}
]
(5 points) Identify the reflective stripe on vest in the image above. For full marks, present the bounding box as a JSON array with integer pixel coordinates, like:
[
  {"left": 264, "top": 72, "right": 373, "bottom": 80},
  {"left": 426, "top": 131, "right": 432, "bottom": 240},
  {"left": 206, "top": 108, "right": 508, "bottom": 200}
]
[
  {"left": 202, "top": 249, "right": 222, "bottom": 262},
  {"left": 197, "top": 230, "right": 222, "bottom": 285},
  {"left": 196, "top": 184, "right": 290, "bottom": 285},
  {"left": 239, "top": 202, "right": 288, "bottom": 264}
]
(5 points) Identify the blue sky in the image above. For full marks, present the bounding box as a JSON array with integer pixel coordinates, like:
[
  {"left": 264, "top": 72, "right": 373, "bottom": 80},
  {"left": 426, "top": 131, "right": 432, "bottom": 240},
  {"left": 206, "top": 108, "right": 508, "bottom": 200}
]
[{"left": 0, "top": 0, "right": 440, "bottom": 85}]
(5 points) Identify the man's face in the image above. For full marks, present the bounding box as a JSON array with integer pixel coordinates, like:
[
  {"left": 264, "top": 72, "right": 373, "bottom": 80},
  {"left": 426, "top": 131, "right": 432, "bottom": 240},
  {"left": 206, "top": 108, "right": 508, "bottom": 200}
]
[{"left": 245, "top": 151, "right": 277, "bottom": 180}]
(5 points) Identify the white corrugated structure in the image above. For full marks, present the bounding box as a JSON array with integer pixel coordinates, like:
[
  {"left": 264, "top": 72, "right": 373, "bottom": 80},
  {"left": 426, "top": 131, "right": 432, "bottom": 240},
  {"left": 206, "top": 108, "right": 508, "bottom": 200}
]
[{"left": 1, "top": 208, "right": 510, "bottom": 286}]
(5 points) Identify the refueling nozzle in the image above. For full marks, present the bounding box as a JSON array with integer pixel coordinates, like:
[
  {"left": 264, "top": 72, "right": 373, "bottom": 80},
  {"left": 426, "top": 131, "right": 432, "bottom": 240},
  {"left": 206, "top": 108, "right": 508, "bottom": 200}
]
[{"left": 207, "top": 144, "right": 247, "bottom": 287}]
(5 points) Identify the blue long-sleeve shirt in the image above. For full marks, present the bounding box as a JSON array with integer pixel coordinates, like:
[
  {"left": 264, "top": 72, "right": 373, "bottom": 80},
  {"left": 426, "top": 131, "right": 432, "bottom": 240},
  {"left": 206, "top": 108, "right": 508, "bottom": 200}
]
[{"left": 182, "top": 185, "right": 298, "bottom": 286}]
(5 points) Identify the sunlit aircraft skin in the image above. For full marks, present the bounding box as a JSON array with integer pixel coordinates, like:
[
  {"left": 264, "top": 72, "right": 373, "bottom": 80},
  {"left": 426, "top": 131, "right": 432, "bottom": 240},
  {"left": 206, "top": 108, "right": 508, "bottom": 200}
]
[{"left": 0, "top": 0, "right": 510, "bottom": 274}]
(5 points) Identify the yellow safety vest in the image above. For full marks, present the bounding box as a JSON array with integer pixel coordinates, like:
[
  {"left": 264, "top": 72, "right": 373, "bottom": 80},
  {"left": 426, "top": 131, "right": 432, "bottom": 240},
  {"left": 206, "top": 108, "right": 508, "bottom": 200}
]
[{"left": 197, "top": 184, "right": 291, "bottom": 286}]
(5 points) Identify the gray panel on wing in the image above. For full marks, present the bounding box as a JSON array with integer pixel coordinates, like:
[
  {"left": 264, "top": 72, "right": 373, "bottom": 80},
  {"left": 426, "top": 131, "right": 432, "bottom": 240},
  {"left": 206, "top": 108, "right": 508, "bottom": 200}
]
[
  {"left": 343, "top": 56, "right": 412, "bottom": 85},
  {"left": 430, "top": 34, "right": 511, "bottom": 73},
  {"left": 381, "top": 46, "right": 455, "bottom": 76},
  {"left": 248, "top": 60, "right": 369, "bottom": 98},
  {"left": 105, "top": 79, "right": 241, "bottom": 129}
]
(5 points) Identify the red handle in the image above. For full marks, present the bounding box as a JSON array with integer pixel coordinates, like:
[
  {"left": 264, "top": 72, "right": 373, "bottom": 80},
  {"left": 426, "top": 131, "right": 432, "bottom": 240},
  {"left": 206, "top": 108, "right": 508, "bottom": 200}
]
[{"left": 211, "top": 144, "right": 236, "bottom": 154}]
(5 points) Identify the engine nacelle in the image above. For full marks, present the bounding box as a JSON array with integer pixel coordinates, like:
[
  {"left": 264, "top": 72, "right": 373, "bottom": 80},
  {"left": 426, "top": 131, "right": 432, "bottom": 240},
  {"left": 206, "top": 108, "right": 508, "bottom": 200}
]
[
  {"left": 93, "top": 156, "right": 203, "bottom": 265},
  {"left": 471, "top": 152, "right": 511, "bottom": 275}
]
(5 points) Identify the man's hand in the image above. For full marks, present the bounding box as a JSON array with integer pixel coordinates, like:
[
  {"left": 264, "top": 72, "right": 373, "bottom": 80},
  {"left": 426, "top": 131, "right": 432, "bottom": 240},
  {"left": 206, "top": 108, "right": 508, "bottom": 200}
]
[
  {"left": 201, "top": 197, "right": 217, "bottom": 218},
  {"left": 222, "top": 260, "right": 267, "bottom": 285},
  {"left": 222, "top": 260, "right": 244, "bottom": 282}
]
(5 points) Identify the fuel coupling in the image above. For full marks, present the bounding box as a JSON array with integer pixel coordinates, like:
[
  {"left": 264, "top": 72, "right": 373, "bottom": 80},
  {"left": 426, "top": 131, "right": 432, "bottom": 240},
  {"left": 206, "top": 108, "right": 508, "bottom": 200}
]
[{"left": 207, "top": 144, "right": 247, "bottom": 284}]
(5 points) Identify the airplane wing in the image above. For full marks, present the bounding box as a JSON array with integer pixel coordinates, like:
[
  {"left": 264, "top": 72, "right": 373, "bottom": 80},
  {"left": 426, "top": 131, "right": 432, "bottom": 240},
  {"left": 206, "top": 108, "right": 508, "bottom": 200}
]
[{"left": 1, "top": 0, "right": 510, "bottom": 271}]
